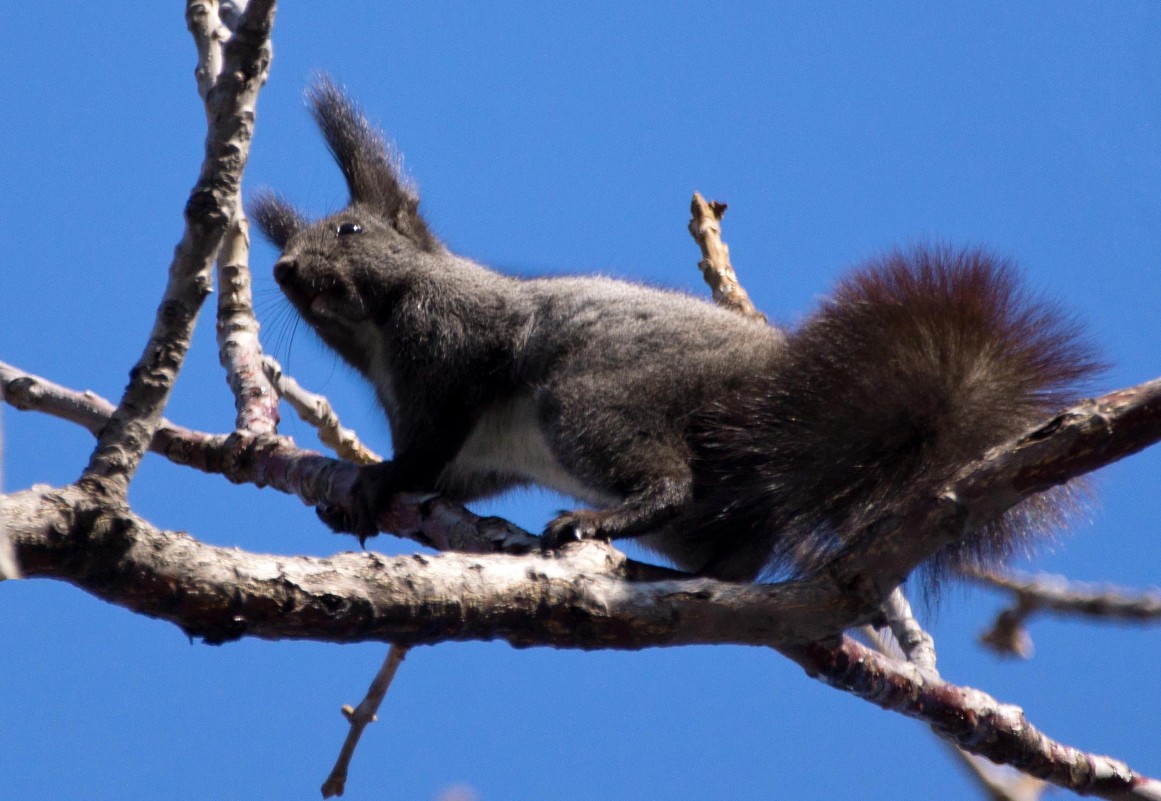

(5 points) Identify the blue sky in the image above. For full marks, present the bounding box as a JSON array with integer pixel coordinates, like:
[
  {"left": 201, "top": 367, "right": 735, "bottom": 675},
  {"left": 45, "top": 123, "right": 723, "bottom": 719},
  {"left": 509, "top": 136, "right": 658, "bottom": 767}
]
[{"left": 2, "top": 3, "right": 1159, "bottom": 799}]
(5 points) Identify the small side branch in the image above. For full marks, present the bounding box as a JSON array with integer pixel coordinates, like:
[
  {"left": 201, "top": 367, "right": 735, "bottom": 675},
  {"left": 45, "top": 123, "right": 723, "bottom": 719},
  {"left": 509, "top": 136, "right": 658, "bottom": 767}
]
[
  {"left": 881, "top": 587, "right": 937, "bottom": 672},
  {"left": 0, "top": 361, "right": 538, "bottom": 556},
  {"left": 321, "top": 644, "right": 409, "bottom": 798},
  {"left": 972, "top": 571, "right": 1161, "bottom": 658},
  {"left": 186, "top": 0, "right": 231, "bottom": 100},
  {"left": 189, "top": 3, "right": 280, "bottom": 436},
  {"left": 861, "top": 628, "right": 1045, "bottom": 801},
  {"left": 263, "top": 356, "right": 381, "bottom": 464},
  {"left": 687, "top": 193, "right": 767, "bottom": 322},
  {"left": 788, "top": 636, "right": 1161, "bottom": 800},
  {"left": 218, "top": 210, "right": 280, "bottom": 436},
  {"left": 945, "top": 742, "right": 1049, "bottom": 801}
]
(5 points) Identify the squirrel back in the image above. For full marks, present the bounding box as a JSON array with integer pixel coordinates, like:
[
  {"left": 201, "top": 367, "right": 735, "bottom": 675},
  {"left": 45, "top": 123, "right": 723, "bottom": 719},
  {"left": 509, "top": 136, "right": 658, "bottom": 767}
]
[
  {"left": 668, "top": 248, "right": 1101, "bottom": 582},
  {"left": 253, "top": 80, "right": 1101, "bottom": 588}
]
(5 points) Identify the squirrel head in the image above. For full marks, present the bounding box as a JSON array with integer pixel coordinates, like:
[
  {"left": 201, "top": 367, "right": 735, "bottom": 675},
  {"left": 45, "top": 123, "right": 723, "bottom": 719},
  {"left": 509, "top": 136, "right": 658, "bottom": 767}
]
[{"left": 249, "top": 77, "right": 443, "bottom": 370}]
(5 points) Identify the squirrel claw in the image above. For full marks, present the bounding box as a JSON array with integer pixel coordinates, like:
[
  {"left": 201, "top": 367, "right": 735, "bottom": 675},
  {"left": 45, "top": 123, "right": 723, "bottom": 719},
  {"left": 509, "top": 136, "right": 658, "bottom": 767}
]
[
  {"left": 542, "top": 509, "right": 605, "bottom": 551},
  {"left": 316, "top": 503, "right": 353, "bottom": 534},
  {"left": 315, "top": 494, "right": 381, "bottom": 544}
]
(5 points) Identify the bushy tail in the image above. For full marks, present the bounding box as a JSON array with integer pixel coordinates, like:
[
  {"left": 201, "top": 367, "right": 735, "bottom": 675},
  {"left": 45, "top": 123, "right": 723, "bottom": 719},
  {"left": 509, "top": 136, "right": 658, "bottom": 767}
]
[{"left": 687, "top": 246, "right": 1101, "bottom": 583}]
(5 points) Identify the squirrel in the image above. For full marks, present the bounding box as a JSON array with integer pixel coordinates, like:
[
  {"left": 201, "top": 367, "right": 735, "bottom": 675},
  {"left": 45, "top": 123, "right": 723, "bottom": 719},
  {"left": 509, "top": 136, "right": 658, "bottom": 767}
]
[{"left": 250, "top": 79, "right": 1100, "bottom": 584}]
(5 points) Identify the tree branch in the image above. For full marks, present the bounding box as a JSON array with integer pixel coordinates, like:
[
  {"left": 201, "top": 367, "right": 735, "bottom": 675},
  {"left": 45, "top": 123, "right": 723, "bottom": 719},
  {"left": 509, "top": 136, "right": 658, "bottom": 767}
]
[
  {"left": 189, "top": 2, "right": 283, "bottom": 436},
  {"left": 945, "top": 741, "right": 1049, "bottom": 801},
  {"left": 6, "top": 355, "right": 1161, "bottom": 639},
  {"left": 880, "top": 586, "right": 937, "bottom": 671},
  {"left": 972, "top": 571, "right": 1161, "bottom": 658},
  {"left": 321, "top": 644, "right": 409, "bottom": 798},
  {"left": 262, "top": 356, "right": 381, "bottom": 464},
  {"left": 0, "top": 359, "right": 535, "bottom": 556},
  {"left": 820, "top": 377, "right": 1161, "bottom": 631},
  {"left": 218, "top": 213, "right": 281, "bottom": 436},
  {"left": 5, "top": 484, "right": 1159, "bottom": 799},
  {"left": 83, "top": 0, "right": 276, "bottom": 492},
  {"left": 787, "top": 637, "right": 1161, "bottom": 800},
  {"left": 789, "top": 637, "right": 1161, "bottom": 800},
  {"left": 687, "top": 193, "right": 767, "bottom": 322},
  {"left": 1, "top": 484, "right": 837, "bottom": 649},
  {"left": 187, "top": 0, "right": 231, "bottom": 101}
]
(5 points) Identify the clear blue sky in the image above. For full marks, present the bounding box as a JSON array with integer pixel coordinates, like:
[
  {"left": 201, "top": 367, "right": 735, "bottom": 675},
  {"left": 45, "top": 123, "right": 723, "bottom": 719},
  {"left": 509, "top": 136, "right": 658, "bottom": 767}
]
[{"left": 2, "top": 3, "right": 1159, "bottom": 799}]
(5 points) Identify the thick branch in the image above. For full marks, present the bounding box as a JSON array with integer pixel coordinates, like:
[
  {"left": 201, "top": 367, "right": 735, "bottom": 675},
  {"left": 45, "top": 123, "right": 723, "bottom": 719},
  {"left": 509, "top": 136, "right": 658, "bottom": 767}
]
[
  {"left": 3, "top": 485, "right": 832, "bottom": 649},
  {"left": 7, "top": 357, "right": 1161, "bottom": 639},
  {"left": 6, "top": 485, "right": 1159, "bottom": 799},
  {"left": 83, "top": 0, "right": 276, "bottom": 492}
]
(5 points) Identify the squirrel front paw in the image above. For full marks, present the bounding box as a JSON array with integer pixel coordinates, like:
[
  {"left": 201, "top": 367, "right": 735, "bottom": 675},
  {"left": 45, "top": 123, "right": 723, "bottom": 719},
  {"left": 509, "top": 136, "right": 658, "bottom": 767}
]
[
  {"left": 542, "top": 509, "right": 606, "bottom": 551},
  {"left": 317, "top": 461, "right": 401, "bottom": 545}
]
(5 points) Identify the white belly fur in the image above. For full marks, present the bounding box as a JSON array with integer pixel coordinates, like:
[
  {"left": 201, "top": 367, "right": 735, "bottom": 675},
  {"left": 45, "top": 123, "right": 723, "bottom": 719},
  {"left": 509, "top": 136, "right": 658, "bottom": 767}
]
[{"left": 449, "top": 395, "right": 617, "bottom": 507}]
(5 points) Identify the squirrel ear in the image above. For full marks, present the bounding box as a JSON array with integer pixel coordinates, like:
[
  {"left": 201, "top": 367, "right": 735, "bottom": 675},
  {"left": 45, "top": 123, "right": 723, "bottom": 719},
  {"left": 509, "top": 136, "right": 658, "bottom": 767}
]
[
  {"left": 248, "top": 189, "right": 308, "bottom": 249},
  {"left": 307, "top": 76, "right": 440, "bottom": 252}
]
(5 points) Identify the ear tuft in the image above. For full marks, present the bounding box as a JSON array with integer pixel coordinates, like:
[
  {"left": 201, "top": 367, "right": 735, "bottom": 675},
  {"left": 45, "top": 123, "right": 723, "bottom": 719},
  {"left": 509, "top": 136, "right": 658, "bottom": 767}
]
[
  {"left": 307, "top": 76, "right": 441, "bottom": 252},
  {"left": 248, "top": 188, "right": 308, "bottom": 249}
]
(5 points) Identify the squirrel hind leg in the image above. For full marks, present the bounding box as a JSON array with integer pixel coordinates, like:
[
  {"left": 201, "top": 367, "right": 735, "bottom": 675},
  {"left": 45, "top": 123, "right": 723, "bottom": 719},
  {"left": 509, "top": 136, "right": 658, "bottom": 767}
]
[{"left": 541, "top": 467, "right": 694, "bottom": 551}]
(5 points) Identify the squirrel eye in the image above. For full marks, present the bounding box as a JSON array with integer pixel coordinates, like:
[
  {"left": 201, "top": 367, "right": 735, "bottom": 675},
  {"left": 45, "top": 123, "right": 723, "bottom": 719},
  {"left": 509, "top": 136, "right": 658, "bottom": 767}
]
[{"left": 337, "top": 222, "right": 363, "bottom": 236}]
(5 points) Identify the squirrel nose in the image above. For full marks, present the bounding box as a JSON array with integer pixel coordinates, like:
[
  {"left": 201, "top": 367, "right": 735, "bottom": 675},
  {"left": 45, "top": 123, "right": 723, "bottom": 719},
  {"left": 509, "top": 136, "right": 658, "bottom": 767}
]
[{"left": 273, "top": 258, "right": 296, "bottom": 285}]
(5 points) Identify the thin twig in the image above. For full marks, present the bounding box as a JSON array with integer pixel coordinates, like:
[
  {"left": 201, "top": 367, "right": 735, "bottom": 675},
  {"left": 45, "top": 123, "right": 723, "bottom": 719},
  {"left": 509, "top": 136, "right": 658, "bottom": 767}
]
[
  {"left": 881, "top": 587, "right": 938, "bottom": 672},
  {"left": 944, "top": 740, "right": 1049, "bottom": 801},
  {"left": 972, "top": 570, "right": 1161, "bottom": 658},
  {"left": 687, "top": 193, "right": 767, "bottom": 322},
  {"left": 321, "top": 644, "right": 409, "bottom": 798},
  {"left": 263, "top": 356, "right": 381, "bottom": 464}
]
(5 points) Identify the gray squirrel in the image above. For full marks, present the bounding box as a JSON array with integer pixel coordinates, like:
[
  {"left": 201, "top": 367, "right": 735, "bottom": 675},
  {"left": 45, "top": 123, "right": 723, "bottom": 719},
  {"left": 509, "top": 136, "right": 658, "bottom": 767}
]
[{"left": 251, "top": 80, "right": 1100, "bottom": 583}]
